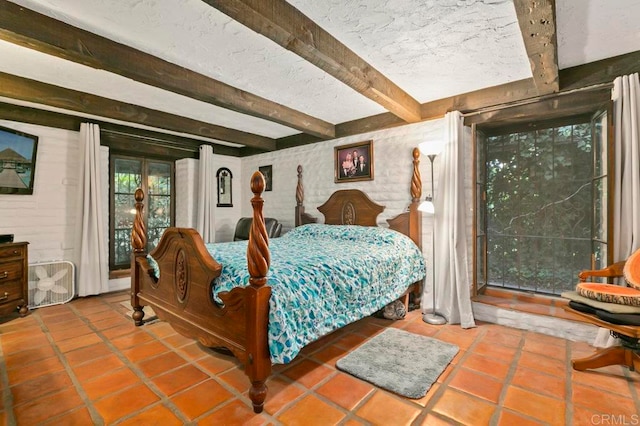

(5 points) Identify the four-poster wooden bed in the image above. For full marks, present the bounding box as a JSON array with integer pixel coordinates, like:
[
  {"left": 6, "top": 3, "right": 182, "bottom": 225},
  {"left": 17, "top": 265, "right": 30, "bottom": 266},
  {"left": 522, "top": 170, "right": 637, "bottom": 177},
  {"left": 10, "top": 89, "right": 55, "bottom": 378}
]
[{"left": 130, "top": 148, "right": 425, "bottom": 413}]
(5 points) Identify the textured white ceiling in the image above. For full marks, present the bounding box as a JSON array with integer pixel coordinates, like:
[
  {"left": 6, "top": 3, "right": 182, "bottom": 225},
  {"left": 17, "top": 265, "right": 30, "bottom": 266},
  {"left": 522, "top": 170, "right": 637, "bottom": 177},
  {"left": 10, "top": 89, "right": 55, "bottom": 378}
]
[
  {"left": 289, "top": 0, "right": 532, "bottom": 103},
  {"left": 556, "top": 0, "right": 640, "bottom": 69},
  {"left": 3, "top": 0, "right": 640, "bottom": 143}
]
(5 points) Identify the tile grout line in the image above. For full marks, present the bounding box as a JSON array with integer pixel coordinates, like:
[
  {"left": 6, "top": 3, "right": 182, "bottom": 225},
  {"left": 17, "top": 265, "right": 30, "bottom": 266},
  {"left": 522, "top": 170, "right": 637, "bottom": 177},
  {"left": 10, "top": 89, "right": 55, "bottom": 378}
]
[
  {"left": 30, "top": 308, "right": 105, "bottom": 425},
  {"left": 405, "top": 321, "right": 477, "bottom": 425},
  {"left": 487, "top": 327, "right": 524, "bottom": 426},
  {"left": 66, "top": 300, "right": 195, "bottom": 425},
  {"left": 0, "top": 320, "right": 18, "bottom": 426},
  {"left": 120, "top": 305, "right": 281, "bottom": 424},
  {"left": 108, "top": 301, "right": 270, "bottom": 424},
  {"left": 565, "top": 338, "right": 575, "bottom": 426},
  {"left": 625, "top": 366, "right": 640, "bottom": 415}
]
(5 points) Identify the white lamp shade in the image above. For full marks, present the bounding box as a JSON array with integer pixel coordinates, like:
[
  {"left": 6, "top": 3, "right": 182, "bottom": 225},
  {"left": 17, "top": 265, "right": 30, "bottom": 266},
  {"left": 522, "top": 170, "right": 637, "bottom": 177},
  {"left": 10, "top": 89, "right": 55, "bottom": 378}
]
[
  {"left": 418, "top": 140, "right": 446, "bottom": 156},
  {"left": 418, "top": 200, "right": 435, "bottom": 214}
]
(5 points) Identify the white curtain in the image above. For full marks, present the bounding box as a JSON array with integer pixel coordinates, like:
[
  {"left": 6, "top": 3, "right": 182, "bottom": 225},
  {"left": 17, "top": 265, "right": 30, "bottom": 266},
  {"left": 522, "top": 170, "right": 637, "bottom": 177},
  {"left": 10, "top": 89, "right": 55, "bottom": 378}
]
[
  {"left": 426, "top": 111, "right": 476, "bottom": 328},
  {"left": 613, "top": 73, "right": 640, "bottom": 261},
  {"left": 76, "top": 123, "right": 109, "bottom": 296},
  {"left": 196, "top": 145, "right": 216, "bottom": 243},
  {"left": 594, "top": 73, "right": 640, "bottom": 347}
]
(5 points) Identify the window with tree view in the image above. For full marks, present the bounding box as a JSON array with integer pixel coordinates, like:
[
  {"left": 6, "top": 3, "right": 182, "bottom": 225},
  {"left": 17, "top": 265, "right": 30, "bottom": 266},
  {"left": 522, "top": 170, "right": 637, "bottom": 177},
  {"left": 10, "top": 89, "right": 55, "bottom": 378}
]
[
  {"left": 476, "top": 113, "right": 609, "bottom": 296},
  {"left": 111, "top": 156, "right": 174, "bottom": 270}
]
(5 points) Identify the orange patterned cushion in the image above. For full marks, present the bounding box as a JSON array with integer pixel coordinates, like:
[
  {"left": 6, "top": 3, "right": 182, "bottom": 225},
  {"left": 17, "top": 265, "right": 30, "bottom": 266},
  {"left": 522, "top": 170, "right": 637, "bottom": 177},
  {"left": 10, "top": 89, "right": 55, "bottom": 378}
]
[
  {"left": 624, "top": 248, "right": 640, "bottom": 290},
  {"left": 576, "top": 282, "right": 640, "bottom": 307}
]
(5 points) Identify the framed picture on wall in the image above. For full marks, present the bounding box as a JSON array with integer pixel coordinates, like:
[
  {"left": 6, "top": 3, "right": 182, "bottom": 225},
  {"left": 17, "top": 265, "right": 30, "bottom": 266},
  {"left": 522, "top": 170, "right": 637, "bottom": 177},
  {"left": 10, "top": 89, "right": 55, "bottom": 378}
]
[
  {"left": 334, "top": 140, "right": 373, "bottom": 183},
  {"left": 0, "top": 125, "right": 39, "bottom": 195},
  {"left": 258, "top": 165, "right": 272, "bottom": 191}
]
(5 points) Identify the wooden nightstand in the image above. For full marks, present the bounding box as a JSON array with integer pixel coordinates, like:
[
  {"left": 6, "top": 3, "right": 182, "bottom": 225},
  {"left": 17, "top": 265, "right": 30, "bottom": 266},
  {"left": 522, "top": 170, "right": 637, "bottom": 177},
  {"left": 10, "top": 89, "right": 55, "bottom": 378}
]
[{"left": 0, "top": 242, "right": 29, "bottom": 317}]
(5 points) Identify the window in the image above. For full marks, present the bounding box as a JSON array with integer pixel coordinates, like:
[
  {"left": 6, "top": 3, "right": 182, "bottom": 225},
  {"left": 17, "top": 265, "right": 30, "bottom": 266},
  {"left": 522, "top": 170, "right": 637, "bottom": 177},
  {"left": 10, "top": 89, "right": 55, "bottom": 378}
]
[
  {"left": 110, "top": 156, "right": 174, "bottom": 270},
  {"left": 475, "top": 111, "right": 610, "bottom": 296}
]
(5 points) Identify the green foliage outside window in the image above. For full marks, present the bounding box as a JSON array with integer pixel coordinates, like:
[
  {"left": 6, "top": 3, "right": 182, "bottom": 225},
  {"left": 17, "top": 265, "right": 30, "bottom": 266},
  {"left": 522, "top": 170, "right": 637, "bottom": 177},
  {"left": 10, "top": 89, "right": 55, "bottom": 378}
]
[
  {"left": 111, "top": 157, "right": 173, "bottom": 269},
  {"left": 485, "top": 124, "right": 594, "bottom": 295}
]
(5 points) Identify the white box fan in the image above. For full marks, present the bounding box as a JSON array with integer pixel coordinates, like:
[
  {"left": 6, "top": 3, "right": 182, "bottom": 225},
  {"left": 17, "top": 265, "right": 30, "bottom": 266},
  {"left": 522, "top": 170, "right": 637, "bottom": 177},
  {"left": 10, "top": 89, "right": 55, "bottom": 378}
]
[{"left": 28, "top": 261, "right": 75, "bottom": 309}]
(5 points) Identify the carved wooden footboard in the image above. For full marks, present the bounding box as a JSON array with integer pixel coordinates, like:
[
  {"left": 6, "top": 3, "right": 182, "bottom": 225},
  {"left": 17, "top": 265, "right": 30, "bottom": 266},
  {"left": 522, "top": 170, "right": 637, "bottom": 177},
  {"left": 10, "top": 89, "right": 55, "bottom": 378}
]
[{"left": 131, "top": 172, "right": 272, "bottom": 412}]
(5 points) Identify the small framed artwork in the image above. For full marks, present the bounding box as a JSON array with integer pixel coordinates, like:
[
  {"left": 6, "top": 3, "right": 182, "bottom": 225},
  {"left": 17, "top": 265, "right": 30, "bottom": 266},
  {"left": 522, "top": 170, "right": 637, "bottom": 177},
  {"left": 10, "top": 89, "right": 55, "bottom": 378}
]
[
  {"left": 258, "top": 165, "right": 272, "bottom": 191},
  {"left": 334, "top": 140, "right": 373, "bottom": 183},
  {"left": 216, "top": 167, "right": 233, "bottom": 207}
]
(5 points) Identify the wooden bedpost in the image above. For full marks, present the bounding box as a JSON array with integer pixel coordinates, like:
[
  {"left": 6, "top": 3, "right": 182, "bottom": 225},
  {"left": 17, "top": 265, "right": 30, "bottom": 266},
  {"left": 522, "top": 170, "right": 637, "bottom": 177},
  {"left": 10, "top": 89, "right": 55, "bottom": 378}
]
[
  {"left": 411, "top": 148, "right": 422, "bottom": 205},
  {"left": 409, "top": 147, "right": 423, "bottom": 249},
  {"left": 294, "top": 165, "right": 317, "bottom": 227},
  {"left": 409, "top": 148, "right": 423, "bottom": 308},
  {"left": 131, "top": 188, "right": 146, "bottom": 326},
  {"left": 387, "top": 148, "right": 423, "bottom": 310},
  {"left": 295, "top": 165, "right": 304, "bottom": 227},
  {"left": 246, "top": 171, "right": 272, "bottom": 414},
  {"left": 388, "top": 148, "right": 422, "bottom": 249}
]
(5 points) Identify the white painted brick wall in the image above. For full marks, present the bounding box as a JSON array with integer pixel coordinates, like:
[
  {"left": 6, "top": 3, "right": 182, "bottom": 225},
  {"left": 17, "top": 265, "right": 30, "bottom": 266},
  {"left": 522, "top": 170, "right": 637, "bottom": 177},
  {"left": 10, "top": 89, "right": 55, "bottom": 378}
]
[
  {"left": 241, "top": 119, "right": 449, "bottom": 259},
  {"left": 0, "top": 120, "right": 80, "bottom": 264},
  {"left": 176, "top": 153, "right": 242, "bottom": 243}
]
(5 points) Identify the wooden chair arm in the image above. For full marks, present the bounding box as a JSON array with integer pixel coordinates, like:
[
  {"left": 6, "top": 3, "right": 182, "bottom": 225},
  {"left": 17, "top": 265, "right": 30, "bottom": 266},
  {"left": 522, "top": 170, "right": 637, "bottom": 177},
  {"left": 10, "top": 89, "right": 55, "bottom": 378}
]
[{"left": 578, "top": 261, "right": 626, "bottom": 282}]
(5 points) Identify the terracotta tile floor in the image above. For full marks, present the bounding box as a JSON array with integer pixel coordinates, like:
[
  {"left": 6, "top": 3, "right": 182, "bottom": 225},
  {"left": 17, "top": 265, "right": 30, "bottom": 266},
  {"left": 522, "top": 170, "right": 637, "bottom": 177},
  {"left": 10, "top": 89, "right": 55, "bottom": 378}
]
[{"left": 1, "top": 291, "right": 639, "bottom": 425}]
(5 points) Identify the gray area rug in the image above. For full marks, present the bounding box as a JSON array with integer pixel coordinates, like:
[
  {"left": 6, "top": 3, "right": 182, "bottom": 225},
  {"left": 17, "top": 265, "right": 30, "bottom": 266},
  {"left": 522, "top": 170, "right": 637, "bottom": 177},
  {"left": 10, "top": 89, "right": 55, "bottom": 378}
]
[{"left": 336, "top": 328, "right": 459, "bottom": 399}]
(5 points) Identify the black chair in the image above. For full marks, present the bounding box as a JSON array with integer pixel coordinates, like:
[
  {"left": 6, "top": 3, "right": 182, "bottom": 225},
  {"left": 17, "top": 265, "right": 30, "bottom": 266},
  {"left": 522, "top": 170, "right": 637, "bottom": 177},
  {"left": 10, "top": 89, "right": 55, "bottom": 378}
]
[{"left": 233, "top": 217, "right": 282, "bottom": 241}]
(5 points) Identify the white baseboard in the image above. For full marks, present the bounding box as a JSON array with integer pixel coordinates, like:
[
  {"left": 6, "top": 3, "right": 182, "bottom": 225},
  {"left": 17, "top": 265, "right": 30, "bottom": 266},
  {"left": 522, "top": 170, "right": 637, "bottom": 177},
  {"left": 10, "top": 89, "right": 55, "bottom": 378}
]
[
  {"left": 108, "top": 277, "right": 130, "bottom": 293},
  {"left": 472, "top": 302, "right": 599, "bottom": 344}
]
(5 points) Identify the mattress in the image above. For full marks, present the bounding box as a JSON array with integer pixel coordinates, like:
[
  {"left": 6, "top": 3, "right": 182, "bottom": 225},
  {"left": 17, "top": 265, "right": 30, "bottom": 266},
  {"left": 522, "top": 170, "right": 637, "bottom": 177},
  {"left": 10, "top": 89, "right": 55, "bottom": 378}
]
[{"left": 205, "top": 224, "right": 426, "bottom": 364}]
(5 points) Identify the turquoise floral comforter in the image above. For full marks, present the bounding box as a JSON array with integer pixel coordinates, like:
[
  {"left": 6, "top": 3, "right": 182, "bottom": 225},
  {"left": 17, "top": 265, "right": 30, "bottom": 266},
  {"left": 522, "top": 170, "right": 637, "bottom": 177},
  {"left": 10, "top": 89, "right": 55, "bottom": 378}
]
[{"left": 205, "top": 224, "right": 426, "bottom": 364}]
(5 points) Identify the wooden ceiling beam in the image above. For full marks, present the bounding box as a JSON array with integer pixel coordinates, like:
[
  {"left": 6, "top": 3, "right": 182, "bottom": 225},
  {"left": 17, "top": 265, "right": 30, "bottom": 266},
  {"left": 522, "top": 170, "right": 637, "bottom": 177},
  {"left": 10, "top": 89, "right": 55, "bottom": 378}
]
[
  {"left": 0, "top": 101, "right": 83, "bottom": 132},
  {"left": 203, "top": 0, "right": 422, "bottom": 123},
  {"left": 560, "top": 50, "right": 640, "bottom": 90},
  {"left": 0, "top": 102, "right": 242, "bottom": 157},
  {"left": 0, "top": 0, "right": 334, "bottom": 139},
  {"left": 275, "top": 45, "right": 640, "bottom": 152},
  {"left": 275, "top": 79, "right": 539, "bottom": 150},
  {"left": 0, "top": 72, "right": 276, "bottom": 151},
  {"left": 513, "top": 0, "right": 559, "bottom": 95}
]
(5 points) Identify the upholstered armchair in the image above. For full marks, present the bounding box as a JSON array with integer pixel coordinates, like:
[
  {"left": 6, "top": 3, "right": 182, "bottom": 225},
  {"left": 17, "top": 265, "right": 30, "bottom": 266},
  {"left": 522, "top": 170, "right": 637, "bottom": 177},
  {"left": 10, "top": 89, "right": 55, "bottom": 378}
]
[
  {"left": 233, "top": 217, "right": 282, "bottom": 241},
  {"left": 563, "top": 248, "right": 640, "bottom": 372}
]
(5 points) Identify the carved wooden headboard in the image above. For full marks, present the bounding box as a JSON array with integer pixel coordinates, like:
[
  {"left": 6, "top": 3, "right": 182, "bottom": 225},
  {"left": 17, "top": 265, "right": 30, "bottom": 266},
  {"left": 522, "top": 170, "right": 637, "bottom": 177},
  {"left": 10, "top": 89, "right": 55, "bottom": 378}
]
[
  {"left": 317, "top": 189, "right": 384, "bottom": 226},
  {"left": 294, "top": 147, "right": 423, "bottom": 248}
]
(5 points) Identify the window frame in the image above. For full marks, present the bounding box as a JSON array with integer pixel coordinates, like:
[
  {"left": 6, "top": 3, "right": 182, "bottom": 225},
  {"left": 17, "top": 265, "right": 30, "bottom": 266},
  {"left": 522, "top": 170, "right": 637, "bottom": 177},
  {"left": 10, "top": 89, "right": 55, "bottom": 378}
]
[
  {"left": 109, "top": 154, "right": 175, "bottom": 271},
  {"left": 470, "top": 95, "right": 614, "bottom": 296}
]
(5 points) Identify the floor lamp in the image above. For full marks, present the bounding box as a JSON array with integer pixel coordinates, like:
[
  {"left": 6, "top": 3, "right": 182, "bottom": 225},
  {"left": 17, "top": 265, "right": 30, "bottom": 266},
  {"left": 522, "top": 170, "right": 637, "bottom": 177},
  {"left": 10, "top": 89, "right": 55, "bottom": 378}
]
[{"left": 418, "top": 141, "right": 446, "bottom": 325}]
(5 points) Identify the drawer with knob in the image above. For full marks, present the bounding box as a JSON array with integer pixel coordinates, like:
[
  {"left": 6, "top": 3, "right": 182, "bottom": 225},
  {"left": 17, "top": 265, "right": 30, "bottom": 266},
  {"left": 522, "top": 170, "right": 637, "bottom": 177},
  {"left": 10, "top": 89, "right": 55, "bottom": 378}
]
[
  {"left": 0, "top": 245, "right": 24, "bottom": 260},
  {"left": 0, "top": 242, "right": 28, "bottom": 317},
  {"left": 0, "top": 281, "right": 23, "bottom": 304},
  {"left": 0, "top": 261, "right": 23, "bottom": 282}
]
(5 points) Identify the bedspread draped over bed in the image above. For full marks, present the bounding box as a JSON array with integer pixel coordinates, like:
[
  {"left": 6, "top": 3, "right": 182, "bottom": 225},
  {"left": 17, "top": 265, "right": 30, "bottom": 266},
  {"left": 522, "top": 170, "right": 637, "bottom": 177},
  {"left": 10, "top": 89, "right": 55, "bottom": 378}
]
[{"left": 150, "top": 224, "right": 426, "bottom": 364}]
